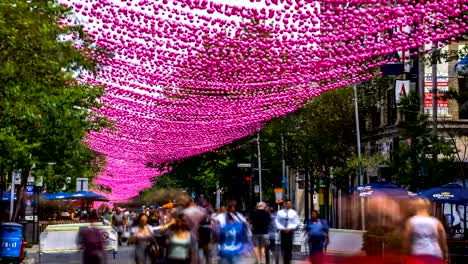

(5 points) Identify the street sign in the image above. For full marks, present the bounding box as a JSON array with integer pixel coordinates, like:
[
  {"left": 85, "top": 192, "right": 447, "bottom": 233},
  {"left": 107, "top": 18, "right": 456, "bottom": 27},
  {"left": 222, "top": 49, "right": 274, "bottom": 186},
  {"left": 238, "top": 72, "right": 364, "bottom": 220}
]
[
  {"left": 275, "top": 188, "right": 283, "bottom": 203},
  {"left": 237, "top": 163, "right": 252, "bottom": 168},
  {"left": 76, "top": 178, "right": 89, "bottom": 192},
  {"left": 27, "top": 176, "right": 35, "bottom": 184},
  {"left": 26, "top": 185, "right": 34, "bottom": 195},
  {"left": 282, "top": 177, "right": 288, "bottom": 189},
  {"left": 254, "top": 185, "right": 260, "bottom": 193},
  {"left": 13, "top": 170, "right": 22, "bottom": 185},
  {"left": 395, "top": 79, "right": 410, "bottom": 104}
]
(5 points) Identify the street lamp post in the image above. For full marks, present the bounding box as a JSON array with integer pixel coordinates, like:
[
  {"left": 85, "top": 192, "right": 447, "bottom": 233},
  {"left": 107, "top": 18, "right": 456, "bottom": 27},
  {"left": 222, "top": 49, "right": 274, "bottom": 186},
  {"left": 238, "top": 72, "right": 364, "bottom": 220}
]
[
  {"left": 353, "top": 83, "right": 366, "bottom": 231},
  {"left": 431, "top": 42, "right": 438, "bottom": 137},
  {"left": 353, "top": 84, "right": 364, "bottom": 185},
  {"left": 257, "top": 133, "right": 263, "bottom": 202}
]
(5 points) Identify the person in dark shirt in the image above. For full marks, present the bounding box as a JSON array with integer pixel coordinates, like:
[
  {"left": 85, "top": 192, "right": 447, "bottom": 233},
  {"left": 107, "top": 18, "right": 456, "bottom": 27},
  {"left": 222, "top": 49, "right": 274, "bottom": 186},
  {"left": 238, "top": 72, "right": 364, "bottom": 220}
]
[
  {"left": 77, "top": 211, "right": 107, "bottom": 264},
  {"left": 250, "top": 202, "right": 272, "bottom": 264}
]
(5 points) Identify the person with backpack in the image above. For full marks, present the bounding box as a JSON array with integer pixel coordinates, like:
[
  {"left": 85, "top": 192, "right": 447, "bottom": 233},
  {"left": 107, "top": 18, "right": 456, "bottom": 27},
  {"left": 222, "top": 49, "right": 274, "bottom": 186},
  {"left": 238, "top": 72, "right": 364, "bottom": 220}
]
[
  {"left": 305, "top": 210, "right": 329, "bottom": 264},
  {"left": 77, "top": 211, "right": 107, "bottom": 264},
  {"left": 215, "top": 200, "right": 250, "bottom": 264}
]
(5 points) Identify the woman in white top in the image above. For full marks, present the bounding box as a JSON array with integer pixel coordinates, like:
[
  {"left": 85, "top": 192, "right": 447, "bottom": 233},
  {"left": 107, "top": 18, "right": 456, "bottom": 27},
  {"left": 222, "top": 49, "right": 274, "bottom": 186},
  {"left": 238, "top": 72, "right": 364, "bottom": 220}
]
[
  {"left": 129, "top": 213, "right": 156, "bottom": 264},
  {"left": 403, "top": 198, "right": 448, "bottom": 263},
  {"left": 167, "top": 215, "right": 191, "bottom": 264}
]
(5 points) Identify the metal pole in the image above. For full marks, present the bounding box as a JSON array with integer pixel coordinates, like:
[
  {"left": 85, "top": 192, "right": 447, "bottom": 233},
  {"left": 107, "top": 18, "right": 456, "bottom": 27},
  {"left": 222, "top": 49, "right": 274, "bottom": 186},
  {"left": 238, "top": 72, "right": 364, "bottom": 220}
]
[
  {"left": 304, "top": 167, "right": 310, "bottom": 221},
  {"left": 432, "top": 42, "right": 438, "bottom": 137},
  {"left": 10, "top": 171, "right": 15, "bottom": 221},
  {"left": 215, "top": 182, "right": 220, "bottom": 209},
  {"left": 257, "top": 133, "right": 263, "bottom": 202},
  {"left": 419, "top": 47, "right": 425, "bottom": 113},
  {"left": 281, "top": 132, "right": 287, "bottom": 199},
  {"left": 353, "top": 84, "right": 363, "bottom": 185}
]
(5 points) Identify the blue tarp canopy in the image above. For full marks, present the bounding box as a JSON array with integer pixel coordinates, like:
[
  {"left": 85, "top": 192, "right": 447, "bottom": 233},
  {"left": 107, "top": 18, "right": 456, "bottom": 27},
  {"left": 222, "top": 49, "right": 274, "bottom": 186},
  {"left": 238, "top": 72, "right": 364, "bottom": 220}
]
[
  {"left": 419, "top": 183, "right": 468, "bottom": 204},
  {"left": 70, "top": 191, "right": 109, "bottom": 202},
  {"left": 44, "top": 192, "right": 72, "bottom": 200},
  {"left": 351, "top": 181, "right": 415, "bottom": 198}
]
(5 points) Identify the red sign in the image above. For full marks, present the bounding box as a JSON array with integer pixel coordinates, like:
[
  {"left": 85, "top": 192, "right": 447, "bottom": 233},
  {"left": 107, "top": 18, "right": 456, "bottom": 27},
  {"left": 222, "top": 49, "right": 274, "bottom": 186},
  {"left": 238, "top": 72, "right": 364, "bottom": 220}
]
[{"left": 424, "top": 82, "right": 449, "bottom": 110}]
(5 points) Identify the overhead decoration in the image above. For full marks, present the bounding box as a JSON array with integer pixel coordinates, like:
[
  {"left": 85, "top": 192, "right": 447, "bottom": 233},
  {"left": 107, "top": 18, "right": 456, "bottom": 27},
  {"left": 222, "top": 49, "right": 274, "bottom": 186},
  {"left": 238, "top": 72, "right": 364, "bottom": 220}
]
[{"left": 62, "top": 0, "right": 468, "bottom": 200}]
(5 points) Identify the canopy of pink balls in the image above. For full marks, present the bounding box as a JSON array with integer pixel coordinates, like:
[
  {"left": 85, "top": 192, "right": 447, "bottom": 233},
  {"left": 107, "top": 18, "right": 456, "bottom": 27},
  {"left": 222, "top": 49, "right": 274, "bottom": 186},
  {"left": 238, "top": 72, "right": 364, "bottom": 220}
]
[{"left": 62, "top": 0, "right": 467, "bottom": 201}]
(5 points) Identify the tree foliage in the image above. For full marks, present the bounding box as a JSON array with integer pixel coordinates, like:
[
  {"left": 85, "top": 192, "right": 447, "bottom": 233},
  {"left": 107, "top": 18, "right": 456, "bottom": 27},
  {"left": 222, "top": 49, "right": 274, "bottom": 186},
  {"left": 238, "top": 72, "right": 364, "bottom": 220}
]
[
  {"left": 0, "top": 0, "right": 108, "bottom": 197},
  {"left": 267, "top": 88, "right": 356, "bottom": 190},
  {"left": 390, "top": 93, "right": 457, "bottom": 191}
]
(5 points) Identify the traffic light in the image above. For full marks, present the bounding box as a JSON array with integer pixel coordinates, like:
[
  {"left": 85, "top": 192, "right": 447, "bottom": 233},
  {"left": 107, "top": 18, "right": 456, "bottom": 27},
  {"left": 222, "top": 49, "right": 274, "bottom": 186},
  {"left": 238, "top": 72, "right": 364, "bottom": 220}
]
[{"left": 245, "top": 176, "right": 251, "bottom": 182}]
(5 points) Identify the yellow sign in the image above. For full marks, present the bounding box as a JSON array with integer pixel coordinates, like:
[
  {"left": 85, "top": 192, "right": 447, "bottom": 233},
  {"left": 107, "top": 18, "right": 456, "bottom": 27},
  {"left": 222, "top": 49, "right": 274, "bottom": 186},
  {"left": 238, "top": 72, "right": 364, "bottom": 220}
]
[{"left": 275, "top": 188, "right": 283, "bottom": 203}]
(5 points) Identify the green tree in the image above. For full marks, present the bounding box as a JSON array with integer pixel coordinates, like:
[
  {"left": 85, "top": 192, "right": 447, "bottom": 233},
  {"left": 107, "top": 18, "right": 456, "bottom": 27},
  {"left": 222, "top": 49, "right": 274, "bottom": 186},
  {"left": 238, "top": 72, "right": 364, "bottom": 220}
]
[
  {"left": 0, "top": 0, "right": 108, "bottom": 218},
  {"left": 390, "top": 93, "right": 457, "bottom": 190}
]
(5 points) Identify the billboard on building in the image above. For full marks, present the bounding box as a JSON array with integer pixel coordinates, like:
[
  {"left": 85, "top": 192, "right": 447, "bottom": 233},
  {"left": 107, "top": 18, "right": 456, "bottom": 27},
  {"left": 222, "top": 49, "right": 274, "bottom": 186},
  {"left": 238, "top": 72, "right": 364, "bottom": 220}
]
[
  {"left": 424, "top": 46, "right": 449, "bottom": 117},
  {"left": 424, "top": 79, "right": 449, "bottom": 116}
]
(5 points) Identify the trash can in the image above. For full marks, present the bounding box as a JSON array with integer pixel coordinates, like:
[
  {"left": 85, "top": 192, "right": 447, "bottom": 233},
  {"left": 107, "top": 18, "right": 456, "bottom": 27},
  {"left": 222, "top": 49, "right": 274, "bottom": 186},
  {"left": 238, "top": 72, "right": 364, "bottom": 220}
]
[{"left": 0, "top": 222, "right": 23, "bottom": 258}]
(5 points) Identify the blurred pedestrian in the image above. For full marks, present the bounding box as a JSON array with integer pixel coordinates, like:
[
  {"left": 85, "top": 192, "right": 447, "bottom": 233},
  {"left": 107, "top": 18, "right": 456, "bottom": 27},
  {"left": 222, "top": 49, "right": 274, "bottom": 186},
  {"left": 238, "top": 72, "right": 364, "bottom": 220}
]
[
  {"left": 215, "top": 200, "right": 249, "bottom": 264},
  {"left": 305, "top": 210, "right": 329, "bottom": 264},
  {"left": 77, "top": 211, "right": 107, "bottom": 264},
  {"left": 130, "top": 213, "right": 158, "bottom": 264},
  {"left": 112, "top": 207, "right": 126, "bottom": 246},
  {"left": 275, "top": 200, "right": 299, "bottom": 264},
  {"left": 265, "top": 206, "right": 278, "bottom": 264},
  {"left": 198, "top": 203, "right": 213, "bottom": 264},
  {"left": 250, "top": 202, "right": 271, "bottom": 264},
  {"left": 167, "top": 215, "right": 192, "bottom": 264},
  {"left": 403, "top": 198, "right": 448, "bottom": 264},
  {"left": 148, "top": 209, "right": 161, "bottom": 227},
  {"left": 182, "top": 199, "right": 205, "bottom": 264}
]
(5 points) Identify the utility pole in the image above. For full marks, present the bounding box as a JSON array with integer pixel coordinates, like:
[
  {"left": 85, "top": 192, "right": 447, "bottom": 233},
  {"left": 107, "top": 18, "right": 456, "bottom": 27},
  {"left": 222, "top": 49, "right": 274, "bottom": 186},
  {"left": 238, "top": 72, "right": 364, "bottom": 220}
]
[
  {"left": 215, "top": 182, "right": 220, "bottom": 209},
  {"left": 419, "top": 47, "right": 426, "bottom": 113},
  {"left": 10, "top": 171, "right": 14, "bottom": 221},
  {"left": 257, "top": 133, "right": 263, "bottom": 202},
  {"left": 353, "top": 84, "right": 363, "bottom": 185},
  {"left": 304, "top": 166, "right": 310, "bottom": 221},
  {"left": 281, "top": 132, "right": 287, "bottom": 199},
  {"left": 432, "top": 42, "right": 438, "bottom": 137}
]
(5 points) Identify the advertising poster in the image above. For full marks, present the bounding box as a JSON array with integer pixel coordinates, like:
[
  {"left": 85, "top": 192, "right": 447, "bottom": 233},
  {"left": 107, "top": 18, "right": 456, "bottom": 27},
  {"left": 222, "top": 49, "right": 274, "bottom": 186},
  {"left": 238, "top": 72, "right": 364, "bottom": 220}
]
[
  {"left": 424, "top": 79, "right": 449, "bottom": 116},
  {"left": 443, "top": 204, "right": 467, "bottom": 239}
]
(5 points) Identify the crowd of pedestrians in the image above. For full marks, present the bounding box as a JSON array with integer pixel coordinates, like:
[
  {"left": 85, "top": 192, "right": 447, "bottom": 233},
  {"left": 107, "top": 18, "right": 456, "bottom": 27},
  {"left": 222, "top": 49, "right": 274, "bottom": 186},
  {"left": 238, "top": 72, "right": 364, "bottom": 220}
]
[
  {"left": 76, "top": 196, "right": 314, "bottom": 264},
  {"left": 76, "top": 195, "right": 452, "bottom": 264}
]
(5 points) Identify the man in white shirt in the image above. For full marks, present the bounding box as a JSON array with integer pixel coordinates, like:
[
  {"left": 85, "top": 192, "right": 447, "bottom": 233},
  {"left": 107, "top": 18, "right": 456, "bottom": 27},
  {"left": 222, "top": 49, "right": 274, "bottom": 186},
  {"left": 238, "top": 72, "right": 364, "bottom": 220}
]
[{"left": 275, "top": 200, "right": 299, "bottom": 264}]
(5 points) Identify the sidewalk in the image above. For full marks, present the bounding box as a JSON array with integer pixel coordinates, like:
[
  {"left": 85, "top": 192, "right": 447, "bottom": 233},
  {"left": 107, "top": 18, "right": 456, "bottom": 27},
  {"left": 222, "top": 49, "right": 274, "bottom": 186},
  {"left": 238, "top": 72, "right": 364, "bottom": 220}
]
[{"left": 24, "top": 245, "right": 319, "bottom": 264}]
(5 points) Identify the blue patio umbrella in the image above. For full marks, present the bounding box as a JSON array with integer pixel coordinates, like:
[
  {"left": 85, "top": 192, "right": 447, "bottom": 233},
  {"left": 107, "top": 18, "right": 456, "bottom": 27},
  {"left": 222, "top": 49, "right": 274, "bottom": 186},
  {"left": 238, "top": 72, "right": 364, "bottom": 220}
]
[
  {"left": 1, "top": 192, "right": 16, "bottom": 201},
  {"left": 419, "top": 183, "right": 468, "bottom": 204},
  {"left": 351, "top": 181, "right": 415, "bottom": 198},
  {"left": 44, "top": 192, "right": 72, "bottom": 200},
  {"left": 70, "top": 191, "right": 109, "bottom": 202},
  {"left": 455, "top": 56, "right": 468, "bottom": 75}
]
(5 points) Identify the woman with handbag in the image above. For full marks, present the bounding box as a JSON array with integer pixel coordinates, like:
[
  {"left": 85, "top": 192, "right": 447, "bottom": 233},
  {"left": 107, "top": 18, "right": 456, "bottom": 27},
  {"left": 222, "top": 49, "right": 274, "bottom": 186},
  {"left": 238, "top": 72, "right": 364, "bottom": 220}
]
[{"left": 130, "top": 213, "right": 158, "bottom": 264}]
